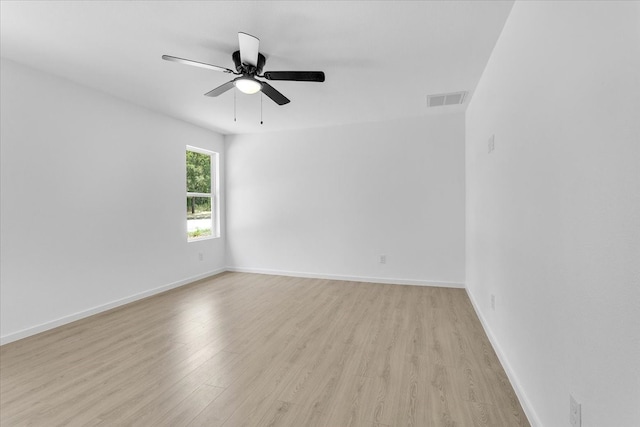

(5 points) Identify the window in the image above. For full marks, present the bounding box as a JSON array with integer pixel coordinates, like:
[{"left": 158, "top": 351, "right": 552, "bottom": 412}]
[{"left": 186, "top": 146, "right": 218, "bottom": 241}]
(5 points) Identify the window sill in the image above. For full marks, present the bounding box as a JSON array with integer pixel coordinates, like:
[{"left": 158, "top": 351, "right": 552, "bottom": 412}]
[{"left": 188, "top": 235, "right": 220, "bottom": 243}]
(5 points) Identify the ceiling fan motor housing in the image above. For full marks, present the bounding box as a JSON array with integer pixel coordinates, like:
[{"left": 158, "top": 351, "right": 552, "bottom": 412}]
[{"left": 232, "top": 50, "right": 265, "bottom": 75}]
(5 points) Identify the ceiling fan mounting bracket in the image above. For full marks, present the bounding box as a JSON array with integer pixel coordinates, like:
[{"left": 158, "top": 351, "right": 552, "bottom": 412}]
[{"left": 232, "top": 50, "right": 265, "bottom": 76}]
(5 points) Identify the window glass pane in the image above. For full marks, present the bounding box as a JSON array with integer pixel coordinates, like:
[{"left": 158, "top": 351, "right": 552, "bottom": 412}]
[
  {"left": 186, "top": 151, "right": 211, "bottom": 193},
  {"left": 187, "top": 196, "right": 212, "bottom": 239}
]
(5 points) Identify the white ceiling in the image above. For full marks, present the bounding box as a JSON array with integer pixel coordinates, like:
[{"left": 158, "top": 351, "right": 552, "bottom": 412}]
[{"left": 0, "top": 1, "right": 514, "bottom": 135}]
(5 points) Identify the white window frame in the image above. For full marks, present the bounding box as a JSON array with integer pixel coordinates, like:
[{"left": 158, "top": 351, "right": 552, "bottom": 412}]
[{"left": 186, "top": 146, "right": 219, "bottom": 241}]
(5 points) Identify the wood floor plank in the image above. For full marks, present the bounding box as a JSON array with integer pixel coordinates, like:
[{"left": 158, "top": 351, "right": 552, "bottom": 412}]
[
  {"left": 0, "top": 272, "right": 530, "bottom": 427},
  {"left": 156, "top": 384, "right": 226, "bottom": 427},
  {"left": 322, "top": 375, "right": 373, "bottom": 427},
  {"left": 254, "top": 400, "right": 295, "bottom": 427}
]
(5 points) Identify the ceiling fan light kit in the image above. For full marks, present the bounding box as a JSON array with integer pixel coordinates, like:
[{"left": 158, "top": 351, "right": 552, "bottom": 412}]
[
  {"left": 163, "top": 32, "right": 325, "bottom": 111},
  {"left": 234, "top": 76, "right": 262, "bottom": 94}
]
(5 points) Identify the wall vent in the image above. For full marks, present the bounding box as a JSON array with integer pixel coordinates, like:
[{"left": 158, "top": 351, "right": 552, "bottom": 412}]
[{"left": 427, "top": 91, "right": 468, "bottom": 107}]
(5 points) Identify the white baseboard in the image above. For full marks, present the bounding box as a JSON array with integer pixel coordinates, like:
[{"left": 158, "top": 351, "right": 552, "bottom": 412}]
[
  {"left": 226, "top": 266, "right": 464, "bottom": 289},
  {"left": 0, "top": 268, "right": 226, "bottom": 346},
  {"left": 465, "top": 288, "right": 541, "bottom": 427}
]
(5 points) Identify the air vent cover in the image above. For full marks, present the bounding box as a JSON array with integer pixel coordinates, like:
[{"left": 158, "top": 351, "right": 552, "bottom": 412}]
[{"left": 427, "top": 91, "right": 468, "bottom": 107}]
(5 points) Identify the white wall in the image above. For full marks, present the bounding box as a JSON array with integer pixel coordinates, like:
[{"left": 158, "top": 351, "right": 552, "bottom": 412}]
[
  {"left": 465, "top": 2, "right": 640, "bottom": 426},
  {"left": 225, "top": 114, "right": 465, "bottom": 286},
  {"left": 0, "top": 58, "right": 226, "bottom": 344}
]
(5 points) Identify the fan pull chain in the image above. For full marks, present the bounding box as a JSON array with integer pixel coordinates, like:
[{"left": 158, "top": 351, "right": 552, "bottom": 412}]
[
  {"left": 260, "top": 92, "right": 263, "bottom": 125},
  {"left": 234, "top": 89, "right": 237, "bottom": 122}
]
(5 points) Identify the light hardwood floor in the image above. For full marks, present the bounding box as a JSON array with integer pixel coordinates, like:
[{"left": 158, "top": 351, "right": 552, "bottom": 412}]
[{"left": 0, "top": 272, "right": 530, "bottom": 426}]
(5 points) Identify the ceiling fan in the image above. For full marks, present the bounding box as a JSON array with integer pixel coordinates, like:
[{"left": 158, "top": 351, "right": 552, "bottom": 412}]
[{"left": 162, "top": 32, "right": 325, "bottom": 105}]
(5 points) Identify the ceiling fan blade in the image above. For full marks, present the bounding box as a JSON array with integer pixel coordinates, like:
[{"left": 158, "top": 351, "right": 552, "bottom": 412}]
[
  {"left": 204, "top": 80, "right": 236, "bottom": 97},
  {"left": 238, "top": 32, "right": 259, "bottom": 67},
  {"left": 162, "top": 55, "right": 235, "bottom": 74},
  {"left": 260, "top": 81, "right": 290, "bottom": 105},
  {"left": 263, "top": 71, "right": 325, "bottom": 82}
]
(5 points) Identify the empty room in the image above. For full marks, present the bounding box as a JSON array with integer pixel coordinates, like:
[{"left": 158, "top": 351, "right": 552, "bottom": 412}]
[{"left": 1, "top": 1, "right": 638, "bottom": 426}]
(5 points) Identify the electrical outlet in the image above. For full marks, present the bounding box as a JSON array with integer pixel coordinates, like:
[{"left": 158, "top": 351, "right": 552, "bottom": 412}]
[
  {"left": 198, "top": 252, "right": 204, "bottom": 262},
  {"left": 379, "top": 255, "right": 386, "bottom": 264},
  {"left": 491, "top": 294, "right": 496, "bottom": 311},
  {"left": 488, "top": 135, "right": 495, "bottom": 153},
  {"left": 570, "top": 395, "right": 581, "bottom": 427}
]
